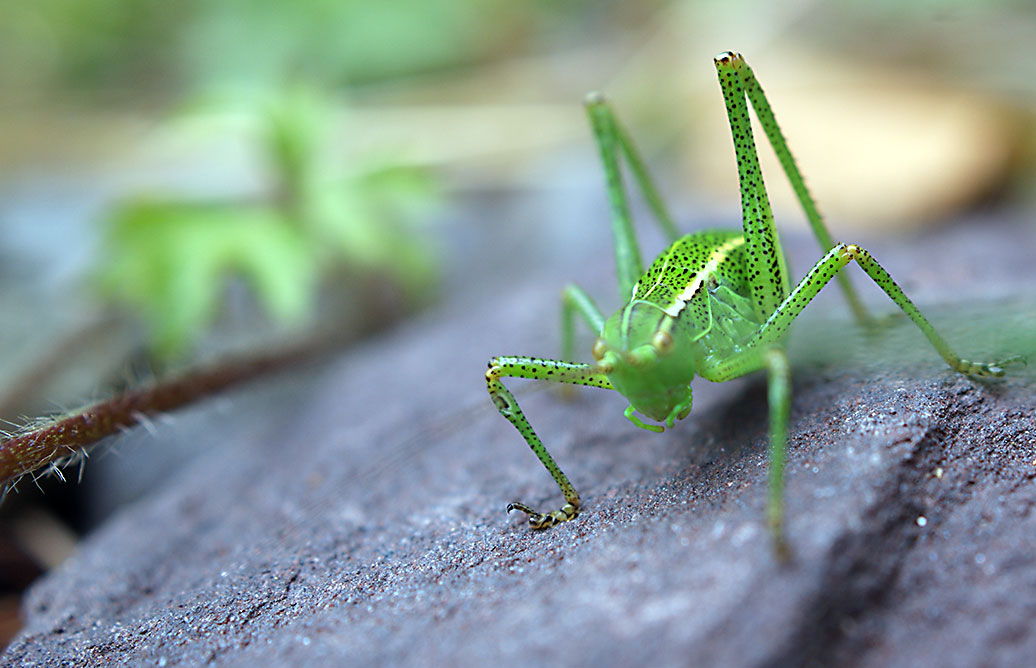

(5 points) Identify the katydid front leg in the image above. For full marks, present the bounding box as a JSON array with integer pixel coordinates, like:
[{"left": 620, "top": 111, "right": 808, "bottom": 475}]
[
  {"left": 485, "top": 357, "right": 614, "bottom": 528},
  {"left": 488, "top": 95, "right": 679, "bottom": 530},
  {"left": 697, "top": 345, "right": 791, "bottom": 556}
]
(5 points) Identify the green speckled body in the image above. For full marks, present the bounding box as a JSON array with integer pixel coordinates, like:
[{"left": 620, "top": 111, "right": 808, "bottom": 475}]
[
  {"left": 629, "top": 230, "right": 768, "bottom": 361},
  {"left": 484, "top": 51, "right": 1014, "bottom": 548},
  {"left": 599, "top": 230, "right": 768, "bottom": 423}
]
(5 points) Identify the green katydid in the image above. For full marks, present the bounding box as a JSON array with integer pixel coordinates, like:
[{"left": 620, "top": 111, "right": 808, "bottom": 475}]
[{"left": 485, "top": 51, "right": 1014, "bottom": 551}]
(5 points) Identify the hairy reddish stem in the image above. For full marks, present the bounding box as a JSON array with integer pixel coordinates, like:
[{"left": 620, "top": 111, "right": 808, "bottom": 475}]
[
  {"left": 0, "top": 348, "right": 317, "bottom": 489},
  {"left": 0, "top": 272, "right": 411, "bottom": 492}
]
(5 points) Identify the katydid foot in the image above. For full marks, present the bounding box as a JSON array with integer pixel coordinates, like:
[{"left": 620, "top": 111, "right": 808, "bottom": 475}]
[
  {"left": 960, "top": 354, "right": 1025, "bottom": 379},
  {"left": 507, "top": 500, "right": 580, "bottom": 529}
]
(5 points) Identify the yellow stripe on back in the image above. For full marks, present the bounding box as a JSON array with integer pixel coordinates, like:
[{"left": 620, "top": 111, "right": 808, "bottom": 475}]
[{"left": 634, "top": 233, "right": 746, "bottom": 318}]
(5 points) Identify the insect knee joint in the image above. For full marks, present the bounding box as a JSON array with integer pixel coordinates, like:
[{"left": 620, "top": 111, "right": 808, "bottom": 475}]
[
  {"left": 714, "top": 51, "right": 744, "bottom": 68},
  {"left": 839, "top": 243, "right": 863, "bottom": 262}
]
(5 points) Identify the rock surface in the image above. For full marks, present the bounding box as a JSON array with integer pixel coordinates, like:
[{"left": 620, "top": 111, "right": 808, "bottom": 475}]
[{"left": 4, "top": 208, "right": 1036, "bottom": 667}]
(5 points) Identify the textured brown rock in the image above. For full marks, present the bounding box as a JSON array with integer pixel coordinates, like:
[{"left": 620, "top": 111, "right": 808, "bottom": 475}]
[{"left": 4, "top": 205, "right": 1035, "bottom": 667}]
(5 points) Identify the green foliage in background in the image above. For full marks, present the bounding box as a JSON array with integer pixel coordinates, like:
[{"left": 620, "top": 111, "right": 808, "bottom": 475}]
[
  {"left": 100, "top": 203, "right": 316, "bottom": 357},
  {"left": 0, "top": 0, "right": 613, "bottom": 99},
  {"left": 98, "top": 86, "right": 438, "bottom": 359},
  {"left": 181, "top": 0, "right": 505, "bottom": 88}
]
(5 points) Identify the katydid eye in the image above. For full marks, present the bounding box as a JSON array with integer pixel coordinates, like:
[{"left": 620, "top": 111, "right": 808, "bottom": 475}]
[
  {"left": 592, "top": 338, "right": 607, "bottom": 361},
  {"left": 652, "top": 331, "right": 674, "bottom": 354}
]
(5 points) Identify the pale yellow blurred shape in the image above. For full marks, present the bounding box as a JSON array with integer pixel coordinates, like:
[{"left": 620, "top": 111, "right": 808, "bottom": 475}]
[{"left": 684, "top": 52, "right": 1021, "bottom": 232}]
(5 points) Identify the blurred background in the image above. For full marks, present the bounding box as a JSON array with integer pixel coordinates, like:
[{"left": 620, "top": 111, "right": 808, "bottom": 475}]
[{"left": 1, "top": 0, "right": 1035, "bottom": 644}]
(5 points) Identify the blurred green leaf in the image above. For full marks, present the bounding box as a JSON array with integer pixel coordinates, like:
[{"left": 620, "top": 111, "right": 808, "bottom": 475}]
[
  {"left": 307, "top": 166, "right": 438, "bottom": 290},
  {"left": 97, "top": 82, "right": 439, "bottom": 359},
  {"left": 99, "top": 202, "right": 316, "bottom": 358},
  {"left": 0, "top": 0, "right": 559, "bottom": 97}
]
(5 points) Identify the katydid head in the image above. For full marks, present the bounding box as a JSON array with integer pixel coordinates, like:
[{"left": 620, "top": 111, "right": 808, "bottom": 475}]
[{"left": 594, "top": 301, "right": 696, "bottom": 425}]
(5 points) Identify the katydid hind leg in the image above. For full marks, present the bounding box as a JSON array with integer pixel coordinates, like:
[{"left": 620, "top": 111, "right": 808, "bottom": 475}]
[
  {"left": 612, "top": 114, "right": 680, "bottom": 243},
  {"left": 585, "top": 94, "right": 681, "bottom": 300},
  {"left": 734, "top": 54, "right": 873, "bottom": 327},
  {"left": 713, "top": 52, "right": 789, "bottom": 321},
  {"left": 585, "top": 94, "right": 644, "bottom": 300}
]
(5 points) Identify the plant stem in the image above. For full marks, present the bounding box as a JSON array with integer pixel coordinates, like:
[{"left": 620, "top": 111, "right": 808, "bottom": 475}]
[{"left": 0, "top": 346, "right": 315, "bottom": 490}]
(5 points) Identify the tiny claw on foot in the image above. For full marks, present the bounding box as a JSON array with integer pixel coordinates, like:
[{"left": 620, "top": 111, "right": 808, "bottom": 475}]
[
  {"left": 507, "top": 501, "right": 580, "bottom": 530},
  {"left": 963, "top": 355, "right": 1025, "bottom": 379},
  {"left": 998, "top": 355, "right": 1027, "bottom": 370}
]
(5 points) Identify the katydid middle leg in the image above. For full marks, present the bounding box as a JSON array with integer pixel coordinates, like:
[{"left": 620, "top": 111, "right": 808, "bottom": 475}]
[{"left": 744, "top": 243, "right": 1012, "bottom": 377}]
